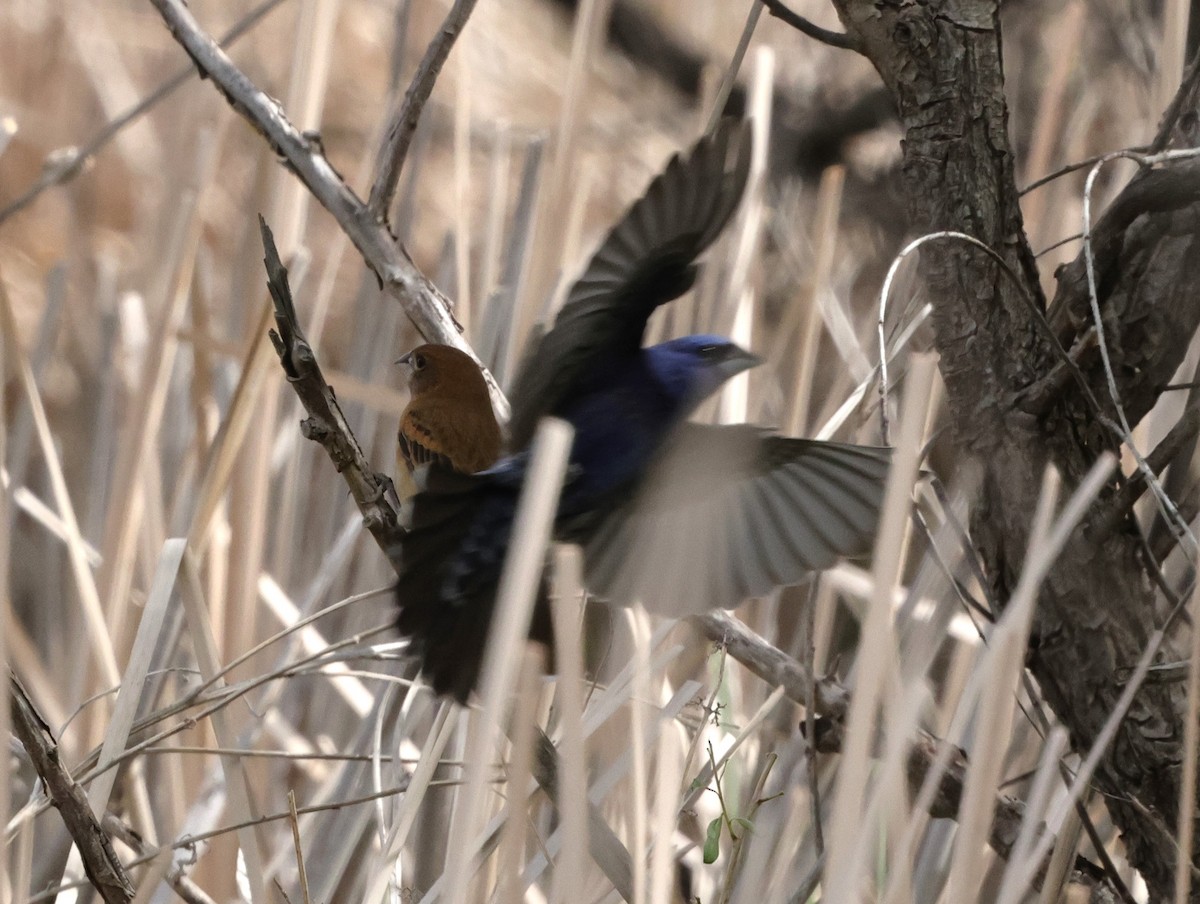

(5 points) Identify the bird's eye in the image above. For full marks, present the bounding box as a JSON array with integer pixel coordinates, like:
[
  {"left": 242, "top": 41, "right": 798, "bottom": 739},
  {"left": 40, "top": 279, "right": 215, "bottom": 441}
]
[
  {"left": 699, "top": 344, "right": 721, "bottom": 357},
  {"left": 413, "top": 354, "right": 427, "bottom": 370}
]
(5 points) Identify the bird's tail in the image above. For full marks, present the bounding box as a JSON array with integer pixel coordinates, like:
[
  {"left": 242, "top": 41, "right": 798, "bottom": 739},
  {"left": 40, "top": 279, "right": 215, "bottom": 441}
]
[{"left": 394, "top": 469, "right": 553, "bottom": 702}]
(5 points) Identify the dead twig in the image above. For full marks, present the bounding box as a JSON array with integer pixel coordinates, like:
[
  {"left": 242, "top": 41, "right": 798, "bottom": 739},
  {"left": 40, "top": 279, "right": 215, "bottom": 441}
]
[
  {"left": 368, "top": 0, "right": 480, "bottom": 222},
  {"left": 261, "top": 220, "right": 404, "bottom": 555},
  {"left": 9, "top": 671, "right": 135, "bottom": 904}
]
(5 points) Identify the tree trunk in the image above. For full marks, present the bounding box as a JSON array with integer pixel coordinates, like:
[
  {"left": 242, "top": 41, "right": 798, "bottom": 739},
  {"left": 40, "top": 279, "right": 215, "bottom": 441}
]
[{"left": 828, "top": 1, "right": 1200, "bottom": 897}]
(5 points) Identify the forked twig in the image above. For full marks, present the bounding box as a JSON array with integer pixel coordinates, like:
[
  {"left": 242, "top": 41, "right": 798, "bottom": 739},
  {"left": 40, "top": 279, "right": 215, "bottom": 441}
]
[{"left": 147, "top": 0, "right": 510, "bottom": 417}]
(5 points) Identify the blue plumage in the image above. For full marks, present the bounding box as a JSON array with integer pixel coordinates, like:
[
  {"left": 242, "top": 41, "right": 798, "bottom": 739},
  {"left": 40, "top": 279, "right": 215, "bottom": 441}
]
[{"left": 393, "top": 121, "right": 891, "bottom": 701}]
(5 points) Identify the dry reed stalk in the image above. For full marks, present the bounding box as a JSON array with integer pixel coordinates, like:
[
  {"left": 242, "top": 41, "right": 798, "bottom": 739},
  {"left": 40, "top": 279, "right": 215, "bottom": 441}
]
[
  {"left": 453, "top": 43, "right": 473, "bottom": 337},
  {"left": 178, "top": 554, "right": 268, "bottom": 903},
  {"left": 549, "top": 545, "right": 590, "bottom": 903},
  {"left": 825, "top": 352, "right": 938, "bottom": 899},
  {"left": 442, "top": 418, "right": 573, "bottom": 904},
  {"left": 1020, "top": 1, "right": 1084, "bottom": 251},
  {"left": 508, "top": 0, "right": 613, "bottom": 362},
  {"left": 782, "top": 165, "right": 844, "bottom": 437},
  {"left": 0, "top": 264, "right": 8, "bottom": 904},
  {"left": 1176, "top": 574, "right": 1200, "bottom": 902}
]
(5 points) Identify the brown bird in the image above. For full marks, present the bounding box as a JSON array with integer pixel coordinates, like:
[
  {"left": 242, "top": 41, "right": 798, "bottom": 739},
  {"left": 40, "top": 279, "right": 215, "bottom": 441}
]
[{"left": 395, "top": 344, "right": 503, "bottom": 508}]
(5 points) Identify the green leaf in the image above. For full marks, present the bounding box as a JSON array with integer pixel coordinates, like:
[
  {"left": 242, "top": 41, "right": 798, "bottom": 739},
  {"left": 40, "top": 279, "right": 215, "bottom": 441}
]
[
  {"left": 731, "top": 816, "right": 754, "bottom": 834},
  {"left": 703, "top": 816, "right": 723, "bottom": 864}
]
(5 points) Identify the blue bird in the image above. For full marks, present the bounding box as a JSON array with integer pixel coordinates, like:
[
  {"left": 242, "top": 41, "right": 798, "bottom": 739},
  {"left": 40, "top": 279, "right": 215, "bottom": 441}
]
[{"left": 395, "top": 121, "right": 891, "bottom": 701}]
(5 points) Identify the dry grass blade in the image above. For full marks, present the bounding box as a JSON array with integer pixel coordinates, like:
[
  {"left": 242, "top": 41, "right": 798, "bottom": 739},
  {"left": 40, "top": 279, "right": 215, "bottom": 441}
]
[
  {"left": 87, "top": 540, "right": 186, "bottom": 815},
  {"left": 442, "top": 418, "right": 573, "bottom": 904}
]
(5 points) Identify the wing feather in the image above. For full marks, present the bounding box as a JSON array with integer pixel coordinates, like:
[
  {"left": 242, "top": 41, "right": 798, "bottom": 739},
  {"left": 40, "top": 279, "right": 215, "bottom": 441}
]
[
  {"left": 583, "top": 424, "right": 891, "bottom": 616},
  {"left": 507, "top": 121, "right": 753, "bottom": 448}
]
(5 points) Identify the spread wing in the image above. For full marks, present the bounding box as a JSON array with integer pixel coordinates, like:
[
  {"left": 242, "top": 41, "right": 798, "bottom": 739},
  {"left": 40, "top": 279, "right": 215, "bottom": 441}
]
[
  {"left": 582, "top": 425, "right": 892, "bottom": 617},
  {"left": 506, "top": 119, "right": 753, "bottom": 449}
]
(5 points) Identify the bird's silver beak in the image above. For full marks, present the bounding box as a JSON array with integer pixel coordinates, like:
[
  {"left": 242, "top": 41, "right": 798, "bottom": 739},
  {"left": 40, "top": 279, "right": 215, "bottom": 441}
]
[
  {"left": 395, "top": 351, "right": 413, "bottom": 367},
  {"left": 721, "top": 346, "right": 762, "bottom": 378}
]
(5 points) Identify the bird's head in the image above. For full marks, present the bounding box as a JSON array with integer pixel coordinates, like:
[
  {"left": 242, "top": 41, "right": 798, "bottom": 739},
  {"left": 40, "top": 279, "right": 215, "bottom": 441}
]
[
  {"left": 396, "top": 344, "right": 490, "bottom": 401},
  {"left": 645, "top": 335, "right": 762, "bottom": 411}
]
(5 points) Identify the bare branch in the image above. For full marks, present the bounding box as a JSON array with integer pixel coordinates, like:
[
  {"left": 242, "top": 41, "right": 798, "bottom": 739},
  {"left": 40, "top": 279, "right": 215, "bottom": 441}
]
[
  {"left": 146, "top": 0, "right": 510, "bottom": 419},
  {"left": 368, "top": 0, "right": 480, "bottom": 221},
  {"left": 9, "top": 671, "right": 135, "bottom": 904},
  {"left": 692, "top": 610, "right": 848, "bottom": 716},
  {"left": 760, "top": 0, "right": 859, "bottom": 52}
]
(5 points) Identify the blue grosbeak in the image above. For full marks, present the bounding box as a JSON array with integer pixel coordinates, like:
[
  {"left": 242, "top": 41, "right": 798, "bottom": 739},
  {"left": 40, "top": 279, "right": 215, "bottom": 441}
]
[
  {"left": 395, "top": 120, "right": 891, "bottom": 701},
  {"left": 395, "top": 344, "right": 503, "bottom": 510}
]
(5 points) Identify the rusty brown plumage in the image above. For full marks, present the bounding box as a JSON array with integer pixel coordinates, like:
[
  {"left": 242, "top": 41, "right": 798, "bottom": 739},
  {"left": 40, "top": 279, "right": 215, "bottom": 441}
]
[{"left": 395, "top": 344, "right": 503, "bottom": 504}]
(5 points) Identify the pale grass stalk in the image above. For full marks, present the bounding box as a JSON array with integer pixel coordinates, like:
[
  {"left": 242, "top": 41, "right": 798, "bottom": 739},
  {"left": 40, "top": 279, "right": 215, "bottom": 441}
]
[
  {"left": 1037, "top": 796, "right": 1084, "bottom": 904},
  {"left": 0, "top": 269, "right": 8, "bottom": 904},
  {"left": 718, "top": 47, "right": 771, "bottom": 425},
  {"left": 65, "top": 1, "right": 163, "bottom": 179},
  {"left": 576, "top": 625, "right": 681, "bottom": 737},
  {"left": 934, "top": 635, "right": 980, "bottom": 738},
  {"left": 371, "top": 683, "right": 400, "bottom": 851},
  {"left": 704, "top": 0, "right": 763, "bottom": 134},
  {"left": 5, "top": 264, "right": 66, "bottom": 491},
  {"left": 181, "top": 248, "right": 303, "bottom": 556},
  {"left": 762, "top": 782, "right": 819, "bottom": 901},
  {"left": 497, "top": 652, "right": 543, "bottom": 903},
  {"left": 11, "top": 818, "right": 32, "bottom": 904},
  {"left": 510, "top": 0, "right": 613, "bottom": 360},
  {"left": 584, "top": 679, "right": 703, "bottom": 804},
  {"left": 178, "top": 552, "right": 268, "bottom": 904},
  {"left": 230, "top": 0, "right": 337, "bottom": 661},
  {"left": 814, "top": 301, "right": 933, "bottom": 441},
  {"left": 647, "top": 723, "right": 683, "bottom": 904},
  {"left": 1158, "top": 0, "right": 1191, "bottom": 121},
  {"left": 493, "top": 139, "right": 546, "bottom": 385},
  {"left": 1174, "top": 573, "right": 1200, "bottom": 903},
  {"left": 887, "top": 457, "right": 1114, "bottom": 897},
  {"left": 874, "top": 681, "right": 935, "bottom": 904},
  {"left": 947, "top": 468, "right": 1061, "bottom": 902},
  {"left": 228, "top": 365, "right": 278, "bottom": 664},
  {"left": 87, "top": 540, "right": 187, "bottom": 816},
  {"left": 0, "top": 612, "right": 65, "bottom": 729},
  {"left": 6, "top": 485, "right": 101, "bottom": 566},
  {"left": 677, "top": 646, "right": 728, "bottom": 813},
  {"left": 628, "top": 605, "right": 655, "bottom": 904},
  {"left": 130, "top": 848, "right": 175, "bottom": 904},
  {"left": 1008, "top": 727, "right": 1069, "bottom": 873},
  {"left": 480, "top": 127, "right": 512, "bottom": 303},
  {"left": 454, "top": 43, "right": 472, "bottom": 335},
  {"left": 102, "top": 124, "right": 220, "bottom": 662},
  {"left": 1019, "top": 1, "right": 1084, "bottom": 249},
  {"left": 186, "top": 585, "right": 387, "bottom": 702},
  {"left": 824, "top": 352, "right": 938, "bottom": 900},
  {"left": 506, "top": 680, "right": 701, "bottom": 897},
  {"left": 287, "top": 790, "right": 312, "bottom": 904},
  {"left": 550, "top": 546, "right": 590, "bottom": 904},
  {"left": 810, "top": 576, "right": 837, "bottom": 675},
  {"left": 783, "top": 165, "right": 844, "bottom": 437},
  {"left": 257, "top": 574, "right": 373, "bottom": 716},
  {"left": 549, "top": 161, "right": 596, "bottom": 324},
  {"left": 0, "top": 274, "right": 121, "bottom": 689},
  {"left": 442, "top": 418, "right": 574, "bottom": 904}
]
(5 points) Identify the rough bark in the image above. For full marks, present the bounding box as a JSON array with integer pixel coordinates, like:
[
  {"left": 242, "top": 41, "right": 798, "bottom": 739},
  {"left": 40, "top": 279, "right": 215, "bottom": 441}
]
[{"left": 826, "top": 1, "right": 1200, "bottom": 898}]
